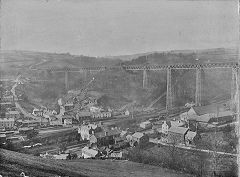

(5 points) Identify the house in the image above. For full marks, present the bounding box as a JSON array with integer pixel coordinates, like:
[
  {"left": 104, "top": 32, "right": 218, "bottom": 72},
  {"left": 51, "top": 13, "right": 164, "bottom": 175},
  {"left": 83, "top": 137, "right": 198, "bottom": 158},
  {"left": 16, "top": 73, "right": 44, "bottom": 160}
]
[
  {"left": 110, "top": 151, "right": 123, "bottom": 158},
  {"left": 130, "top": 132, "right": 149, "bottom": 147},
  {"left": 126, "top": 134, "right": 133, "bottom": 142},
  {"left": 1, "top": 95, "right": 14, "bottom": 102},
  {"left": 32, "top": 108, "right": 43, "bottom": 117},
  {"left": 0, "top": 118, "right": 14, "bottom": 129},
  {"left": 91, "top": 112, "right": 111, "bottom": 119},
  {"left": 78, "top": 123, "right": 101, "bottom": 140},
  {"left": 188, "top": 114, "right": 212, "bottom": 124},
  {"left": 0, "top": 102, "right": 14, "bottom": 110},
  {"left": 0, "top": 134, "right": 7, "bottom": 144},
  {"left": 120, "top": 130, "right": 128, "bottom": 138},
  {"left": 89, "top": 106, "right": 102, "bottom": 113},
  {"left": 64, "top": 103, "right": 74, "bottom": 112},
  {"left": 187, "top": 104, "right": 227, "bottom": 117},
  {"left": 49, "top": 116, "right": 62, "bottom": 126},
  {"left": 162, "top": 121, "right": 171, "bottom": 135},
  {"left": 76, "top": 111, "right": 91, "bottom": 120},
  {"left": 210, "top": 110, "right": 235, "bottom": 123},
  {"left": 124, "top": 110, "right": 130, "bottom": 116},
  {"left": 170, "top": 120, "right": 185, "bottom": 127},
  {"left": 167, "top": 126, "right": 189, "bottom": 144},
  {"left": 139, "top": 121, "right": 152, "bottom": 129},
  {"left": 185, "top": 131, "right": 198, "bottom": 145},
  {"left": 6, "top": 110, "right": 21, "bottom": 120},
  {"left": 63, "top": 117, "right": 72, "bottom": 126},
  {"left": 89, "top": 128, "right": 121, "bottom": 147},
  {"left": 81, "top": 146, "right": 100, "bottom": 159}
]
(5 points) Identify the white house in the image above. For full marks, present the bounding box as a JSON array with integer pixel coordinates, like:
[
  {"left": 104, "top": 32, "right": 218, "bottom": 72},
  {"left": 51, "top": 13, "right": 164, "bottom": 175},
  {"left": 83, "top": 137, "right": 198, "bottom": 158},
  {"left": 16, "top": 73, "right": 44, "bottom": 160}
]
[
  {"left": 185, "top": 131, "right": 197, "bottom": 145},
  {"left": 63, "top": 118, "right": 72, "bottom": 126},
  {"left": 81, "top": 146, "right": 99, "bottom": 159},
  {"left": 32, "top": 108, "right": 43, "bottom": 117},
  {"left": 139, "top": 121, "right": 152, "bottom": 129},
  {"left": 124, "top": 110, "right": 130, "bottom": 116},
  {"left": 89, "top": 106, "right": 102, "bottom": 113},
  {"left": 162, "top": 121, "right": 171, "bottom": 135},
  {"left": 78, "top": 124, "right": 98, "bottom": 140}
]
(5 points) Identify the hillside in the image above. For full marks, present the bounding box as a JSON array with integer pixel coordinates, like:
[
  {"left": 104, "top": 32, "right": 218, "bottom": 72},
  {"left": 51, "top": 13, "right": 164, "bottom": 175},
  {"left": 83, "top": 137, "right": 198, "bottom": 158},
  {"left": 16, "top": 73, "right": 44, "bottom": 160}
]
[
  {"left": 2, "top": 48, "right": 238, "bottom": 110},
  {"left": 0, "top": 148, "right": 193, "bottom": 177}
]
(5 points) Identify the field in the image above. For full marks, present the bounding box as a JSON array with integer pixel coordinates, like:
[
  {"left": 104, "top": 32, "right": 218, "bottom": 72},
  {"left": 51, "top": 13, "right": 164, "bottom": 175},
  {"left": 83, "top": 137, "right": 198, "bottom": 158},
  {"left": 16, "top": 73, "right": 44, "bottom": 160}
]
[{"left": 0, "top": 148, "right": 193, "bottom": 177}]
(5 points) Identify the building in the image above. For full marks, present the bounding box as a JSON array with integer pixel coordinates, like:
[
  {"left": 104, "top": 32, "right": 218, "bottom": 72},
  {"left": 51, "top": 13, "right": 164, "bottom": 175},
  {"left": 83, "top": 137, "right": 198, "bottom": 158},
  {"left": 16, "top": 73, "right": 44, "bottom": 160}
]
[
  {"left": 162, "top": 121, "right": 171, "bottom": 135},
  {"left": 187, "top": 104, "right": 228, "bottom": 117},
  {"left": 110, "top": 151, "right": 123, "bottom": 158},
  {"left": 0, "top": 102, "right": 14, "bottom": 110},
  {"left": 49, "top": 116, "right": 62, "bottom": 126},
  {"left": 1, "top": 95, "right": 14, "bottom": 102},
  {"left": 124, "top": 110, "right": 130, "bottom": 116},
  {"left": 91, "top": 112, "right": 111, "bottom": 119},
  {"left": 89, "top": 128, "right": 121, "bottom": 147},
  {"left": 63, "top": 117, "right": 72, "bottom": 126},
  {"left": 82, "top": 146, "right": 100, "bottom": 158},
  {"left": 185, "top": 131, "right": 198, "bottom": 145},
  {"left": 6, "top": 110, "right": 21, "bottom": 120},
  {"left": 0, "top": 118, "right": 14, "bottom": 129},
  {"left": 78, "top": 123, "right": 100, "bottom": 140},
  {"left": 21, "top": 119, "right": 49, "bottom": 127},
  {"left": 130, "top": 132, "right": 149, "bottom": 147},
  {"left": 32, "top": 108, "right": 43, "bottom": 117},
  {"left": 89, "top": 106, "right": 102, "bottom": 113},
  {"left": 76, "top": 111, "right": 91, "bottom": 120},
  {"left": 64, "top": 103, "right": 74, "bottom": 112},
  {"left": 167, "top": 126, "right": 189, "bottom": 144},
  {"left": 139, "top": 121, "right": 152, "bottom": 129}
]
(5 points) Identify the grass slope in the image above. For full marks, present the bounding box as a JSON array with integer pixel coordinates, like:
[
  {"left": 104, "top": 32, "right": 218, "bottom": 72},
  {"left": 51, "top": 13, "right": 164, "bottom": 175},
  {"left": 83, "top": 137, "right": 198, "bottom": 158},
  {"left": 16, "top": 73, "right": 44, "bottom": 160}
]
[{"left": 0, "top": 148, "right": 193, "bottom": 177}]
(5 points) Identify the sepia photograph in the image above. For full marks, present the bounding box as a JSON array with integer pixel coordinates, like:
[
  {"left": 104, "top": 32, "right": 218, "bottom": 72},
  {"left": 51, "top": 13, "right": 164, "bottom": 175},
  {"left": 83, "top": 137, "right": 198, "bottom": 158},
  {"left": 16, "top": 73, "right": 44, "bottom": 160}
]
[{"left": 0, "top": 0, "right": 239, "bottom": 176}]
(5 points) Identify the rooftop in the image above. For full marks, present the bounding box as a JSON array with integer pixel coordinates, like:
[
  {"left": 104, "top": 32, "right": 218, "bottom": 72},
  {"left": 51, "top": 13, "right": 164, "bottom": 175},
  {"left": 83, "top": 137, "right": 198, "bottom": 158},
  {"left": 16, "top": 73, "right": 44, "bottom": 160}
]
[
  {"left": 168, "top": 126, "right": 188, "bottom": 135},
  {"left": 132, "top": 132, "right": 144, "bottom": 139},
  {"left": 6, "top": 111, "right": 20, "bottom": 115},
  {"left": 186, "top": 131, "right": 197, "bottom": 139},
  {"left": 192, "top": 103, "right": 228, "bottom": 116},
  {"left": 0, "top": 118, "right": 14, "bottom": 122}
]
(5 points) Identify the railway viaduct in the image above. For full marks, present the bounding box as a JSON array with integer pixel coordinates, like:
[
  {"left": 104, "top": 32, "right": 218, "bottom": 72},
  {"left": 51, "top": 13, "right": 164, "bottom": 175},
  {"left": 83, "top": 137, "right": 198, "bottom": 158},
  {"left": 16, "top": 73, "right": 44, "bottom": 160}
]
[{"left": 33, "top": 62, "right": 239, "bottom": 111}]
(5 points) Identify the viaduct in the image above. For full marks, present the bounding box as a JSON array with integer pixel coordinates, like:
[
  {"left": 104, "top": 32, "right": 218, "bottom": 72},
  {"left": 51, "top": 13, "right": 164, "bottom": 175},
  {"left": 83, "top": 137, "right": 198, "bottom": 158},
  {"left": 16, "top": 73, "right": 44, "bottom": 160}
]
[{"left": 34, "top": 62, "right": 239, "bottom": 111}]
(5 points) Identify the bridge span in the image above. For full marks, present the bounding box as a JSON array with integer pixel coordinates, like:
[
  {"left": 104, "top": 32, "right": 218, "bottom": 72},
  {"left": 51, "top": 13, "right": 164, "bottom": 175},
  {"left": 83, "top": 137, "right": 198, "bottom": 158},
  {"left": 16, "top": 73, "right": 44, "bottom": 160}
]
[{"left": 31, "top": 62, "right": 239, "bottom": 111}]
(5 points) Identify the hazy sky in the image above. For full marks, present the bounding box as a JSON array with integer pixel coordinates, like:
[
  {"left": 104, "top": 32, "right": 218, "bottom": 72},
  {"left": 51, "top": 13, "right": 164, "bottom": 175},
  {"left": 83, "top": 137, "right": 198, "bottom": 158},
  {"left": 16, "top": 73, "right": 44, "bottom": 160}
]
[{"left": 1, "top": 0, "right": 238, "bottom": 56}]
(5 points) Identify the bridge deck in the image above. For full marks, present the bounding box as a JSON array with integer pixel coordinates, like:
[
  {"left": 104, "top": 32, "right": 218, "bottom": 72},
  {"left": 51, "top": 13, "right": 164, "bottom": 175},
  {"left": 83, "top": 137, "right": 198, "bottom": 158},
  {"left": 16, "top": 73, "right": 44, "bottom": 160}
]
[{"left": 33, "top": 62, "right": 239, "bottom": 72}]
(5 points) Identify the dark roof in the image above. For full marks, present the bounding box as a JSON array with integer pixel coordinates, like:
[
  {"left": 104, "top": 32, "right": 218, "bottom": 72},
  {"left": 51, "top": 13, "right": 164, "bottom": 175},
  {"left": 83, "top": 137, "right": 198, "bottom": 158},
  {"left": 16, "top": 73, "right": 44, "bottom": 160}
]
[
  {"left": 94, "top": 129, "right": 120, "bottom": 138},
  {"left": 189, "top": 114, "right": 211, "bottom": 123},
  {"left": 192, "top": 104, "right": 228, "bottom": 116},
  {"left": 168, "top": 127, "right": 188, "bottom": 135}
]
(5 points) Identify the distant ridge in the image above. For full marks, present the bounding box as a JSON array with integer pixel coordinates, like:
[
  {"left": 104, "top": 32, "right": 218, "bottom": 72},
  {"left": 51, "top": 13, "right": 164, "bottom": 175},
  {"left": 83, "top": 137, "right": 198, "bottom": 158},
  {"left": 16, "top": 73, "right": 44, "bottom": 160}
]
[{"left": 104, "top": 47, "right": 238, "bottom": 61}]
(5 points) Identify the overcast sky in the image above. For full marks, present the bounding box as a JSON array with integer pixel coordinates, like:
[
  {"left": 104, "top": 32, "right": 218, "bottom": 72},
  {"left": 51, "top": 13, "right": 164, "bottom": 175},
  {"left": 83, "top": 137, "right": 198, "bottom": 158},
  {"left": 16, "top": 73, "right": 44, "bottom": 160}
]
[{"left": 1, "top": 0, "right": 238, "bottom": 56}]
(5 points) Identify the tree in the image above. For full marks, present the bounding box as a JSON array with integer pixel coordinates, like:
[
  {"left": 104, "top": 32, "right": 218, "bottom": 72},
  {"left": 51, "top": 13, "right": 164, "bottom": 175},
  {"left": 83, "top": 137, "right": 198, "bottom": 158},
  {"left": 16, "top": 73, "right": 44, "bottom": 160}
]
[
  {"left": 26, "top": 129, "right": 38, "bottom": 139},
  {"left": 59, "top": 142, "right": 67, "bottom": 153}
]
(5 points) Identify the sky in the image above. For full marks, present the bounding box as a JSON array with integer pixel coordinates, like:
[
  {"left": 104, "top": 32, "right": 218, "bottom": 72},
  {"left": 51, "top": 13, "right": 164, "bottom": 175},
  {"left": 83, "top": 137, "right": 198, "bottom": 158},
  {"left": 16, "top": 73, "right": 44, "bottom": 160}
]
[{"left": 1, "top": 0, "right": 238, "bottom": 56}]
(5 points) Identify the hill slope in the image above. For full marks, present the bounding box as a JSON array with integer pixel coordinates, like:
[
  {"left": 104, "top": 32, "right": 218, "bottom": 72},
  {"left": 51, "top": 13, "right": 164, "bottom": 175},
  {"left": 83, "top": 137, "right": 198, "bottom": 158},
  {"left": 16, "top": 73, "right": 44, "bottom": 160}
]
[{"left": 0, "top": 148, "right": 192, "bottom": 177}]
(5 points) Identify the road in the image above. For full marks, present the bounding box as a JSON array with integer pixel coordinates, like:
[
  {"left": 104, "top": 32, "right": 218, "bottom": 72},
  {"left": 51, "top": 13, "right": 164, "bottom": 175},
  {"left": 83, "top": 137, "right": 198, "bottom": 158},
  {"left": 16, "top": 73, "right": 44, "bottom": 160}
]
[
  {"left": 29, "top": 59, "right": 48, "bottom": 70},
  {"left": 10, "top": 75, "right": 43, "bottom": 120},
  {"left": 149, "top": 138, "right": 237, "bottom": 157}
]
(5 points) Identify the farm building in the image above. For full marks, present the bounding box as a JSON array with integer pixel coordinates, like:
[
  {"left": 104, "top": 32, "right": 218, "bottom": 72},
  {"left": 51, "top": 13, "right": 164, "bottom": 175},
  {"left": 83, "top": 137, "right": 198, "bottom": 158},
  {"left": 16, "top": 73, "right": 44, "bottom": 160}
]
[{"left": 167, "top": 127, "right": 189, "bottom": 144}]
